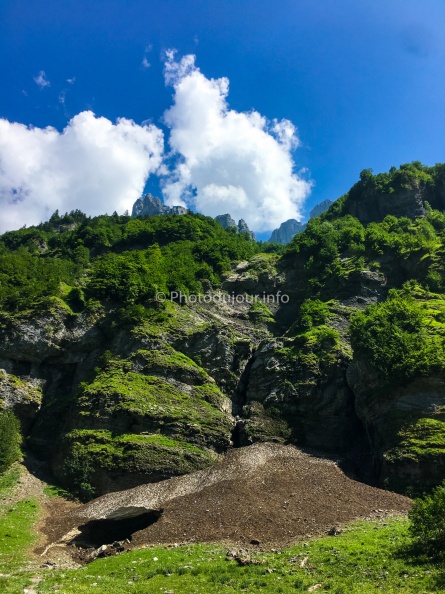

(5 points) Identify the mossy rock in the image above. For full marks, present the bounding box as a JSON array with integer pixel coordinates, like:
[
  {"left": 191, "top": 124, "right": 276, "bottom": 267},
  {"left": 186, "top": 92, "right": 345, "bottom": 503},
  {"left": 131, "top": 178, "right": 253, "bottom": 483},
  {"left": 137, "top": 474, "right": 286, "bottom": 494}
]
[
  {"left": 0, "top": 372, "right": 42, "bottom": 432},
  {"left": 54, "top": 344, "right": 233, "bottom": 496},
  {"left": 55, "top": 429, "right": 219, "bottom": 498},
  {"left": 240, "top": 402, "right": 292, "bottom": 444},
  {"left": 76, "top": 369, "right": 231, "bottom": 448},
  {"left": 381, "top": 416, "right": 445, "bottom": 494}
]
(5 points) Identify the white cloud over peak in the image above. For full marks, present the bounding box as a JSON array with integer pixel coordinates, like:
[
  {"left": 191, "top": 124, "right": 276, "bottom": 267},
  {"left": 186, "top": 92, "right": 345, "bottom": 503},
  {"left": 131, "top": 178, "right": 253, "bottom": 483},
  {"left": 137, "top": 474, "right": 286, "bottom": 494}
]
[
  {"left": 0, "top": 111, "right": 163, "bottom": 232},
  {"left": 34, "top": 70, "right": 50, "bottom": 89},
  {"left": 162, "top": 53, "right": 311, "bottom": 232}
]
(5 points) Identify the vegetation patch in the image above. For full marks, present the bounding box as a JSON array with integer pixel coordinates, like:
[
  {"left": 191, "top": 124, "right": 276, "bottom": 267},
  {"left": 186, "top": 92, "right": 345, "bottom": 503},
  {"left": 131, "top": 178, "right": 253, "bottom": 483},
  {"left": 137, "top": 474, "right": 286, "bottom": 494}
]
[
  {"left": 350, "top": 286, "right": 445, "bottom": 383},
  {"left": 15, "top": 516, "right": 445, "bottom": 594},
  {"left": 248, "top": 300, "right": 275, "bottom": 324},
  {"left": 0, "top": 499, "right": 38, "bottom": 573},
  {"left": 59, "top": 429, "right": 219, "bottom": 499},
  {"left": 386, "top": 417, "right": 445, "bottom": 463},
  {"left": 0, "top": 409, "right": 22, "bottom": 473}
]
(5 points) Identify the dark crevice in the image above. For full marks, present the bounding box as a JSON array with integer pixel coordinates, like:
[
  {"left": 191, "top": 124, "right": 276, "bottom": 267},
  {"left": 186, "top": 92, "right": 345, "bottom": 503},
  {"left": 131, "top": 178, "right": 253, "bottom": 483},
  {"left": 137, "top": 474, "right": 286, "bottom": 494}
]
[
  {"left": 230, "top": 349, "right": 257, "bottom": 448},
  {"left": 232, "top": 350, "right": 257, "bottom": 416},
  {"left": 73, "top": 509, "right": 163, "bottom": 547},
  {"left": 231, "top": 418, "right": 247, "bottom": 448}
]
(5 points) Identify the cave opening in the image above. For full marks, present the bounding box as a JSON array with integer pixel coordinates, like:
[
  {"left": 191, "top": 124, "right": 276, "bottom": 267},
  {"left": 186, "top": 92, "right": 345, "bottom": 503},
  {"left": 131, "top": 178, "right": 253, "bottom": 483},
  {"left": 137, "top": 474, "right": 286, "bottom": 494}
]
[{"left": 74, "top": 509, "right": 163, "bottom": 547}]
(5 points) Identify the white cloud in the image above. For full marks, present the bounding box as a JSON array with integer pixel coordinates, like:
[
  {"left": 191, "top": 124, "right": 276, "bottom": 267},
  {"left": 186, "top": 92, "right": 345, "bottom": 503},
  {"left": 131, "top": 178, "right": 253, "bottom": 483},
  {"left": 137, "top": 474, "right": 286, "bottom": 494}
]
[
  {"left": 162, "top": 53, "right": 311, "bottom": 232},
  {"left": 34, "top": 70, "right": 50, "bottom": 89},
  {"left": 0, "top": 111, "right": 164, "bottom": 232},
  {"left": 67, "top": 77, "right": 76, "bottom": 85},
  {"left": 141, "top": 45, "right": 152, "bottom": 69}
]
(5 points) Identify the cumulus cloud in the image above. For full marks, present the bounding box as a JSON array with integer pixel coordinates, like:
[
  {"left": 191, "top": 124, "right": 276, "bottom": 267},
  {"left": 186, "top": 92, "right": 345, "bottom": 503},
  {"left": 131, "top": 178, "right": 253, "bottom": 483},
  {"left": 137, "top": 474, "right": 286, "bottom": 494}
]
[
  {"left": 0, "top": 111, "right": 163, "bottom": 232},
  {"left": 34, "top": 70, "right": 50, "bottom": 89},
  {"left": 162, "top": 52, "right": 311, "bottom": 232}
]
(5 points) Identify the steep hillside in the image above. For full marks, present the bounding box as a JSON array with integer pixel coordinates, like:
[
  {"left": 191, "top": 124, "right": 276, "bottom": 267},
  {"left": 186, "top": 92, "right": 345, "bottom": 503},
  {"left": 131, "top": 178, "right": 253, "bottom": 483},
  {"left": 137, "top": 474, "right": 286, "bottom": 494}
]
[{"left": 1, "top": 161, "right": 445, "bottom": 500}]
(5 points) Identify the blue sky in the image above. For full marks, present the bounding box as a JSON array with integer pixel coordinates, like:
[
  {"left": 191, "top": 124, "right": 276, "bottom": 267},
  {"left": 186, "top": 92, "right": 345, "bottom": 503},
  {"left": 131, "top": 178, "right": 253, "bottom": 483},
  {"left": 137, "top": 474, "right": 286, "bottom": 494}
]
[{"left": 0, "top": 0, "right": 444, "bottom": 236}]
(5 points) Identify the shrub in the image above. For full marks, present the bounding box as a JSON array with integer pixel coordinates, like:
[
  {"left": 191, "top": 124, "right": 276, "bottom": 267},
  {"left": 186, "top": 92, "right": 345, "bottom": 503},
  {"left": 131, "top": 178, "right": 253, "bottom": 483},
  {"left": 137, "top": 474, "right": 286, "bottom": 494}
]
[
  {"left": 298, "top": 299, "right": 331, "bottom": 330},
  {"left": 61, "top": 447, "right": 96, "bottom": 501},
  {"left": 0, "top": 409, "right": 22, "bottom": 473},
  {"left": 409, "top": 481, "right": 445, "bottom": 553},
  {"left": 349, "top": 289, "right": 445, "bottom": 382}
]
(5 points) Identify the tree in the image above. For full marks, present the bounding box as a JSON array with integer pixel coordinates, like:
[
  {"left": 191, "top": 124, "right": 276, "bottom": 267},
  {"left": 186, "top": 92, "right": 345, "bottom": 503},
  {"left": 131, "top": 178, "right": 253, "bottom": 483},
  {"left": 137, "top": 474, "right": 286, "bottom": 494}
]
[{"left": 0, "top": 409, "right": 21, "bottom": 473}]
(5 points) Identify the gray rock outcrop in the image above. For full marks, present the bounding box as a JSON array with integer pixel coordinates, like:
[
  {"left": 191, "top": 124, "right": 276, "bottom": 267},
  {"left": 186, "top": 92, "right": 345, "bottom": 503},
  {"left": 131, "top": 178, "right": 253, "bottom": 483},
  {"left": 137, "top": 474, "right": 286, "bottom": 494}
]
[
  {"left": 132, "top": 194, "right": 188, "bottom": 217},
  {"left": 214, "top": 214, "right": 236, "bottom": 230},
  {"left": 347, "top": 361, "right": 445, "bottom": 492},
  {"left": 268, "top": 219, "right": 306, "bottom": 244},
  {"left": 215, "top": 214, "right": 255, "bottom": 239},
  {"left": 310, "top": 199, "right": 333, "bottom": 219},
  {"left": 345, "top": 179, "right": 426, "bottom": 223},
  {"left": 237, "top": 219, "right": 255, "bottom": 240}
]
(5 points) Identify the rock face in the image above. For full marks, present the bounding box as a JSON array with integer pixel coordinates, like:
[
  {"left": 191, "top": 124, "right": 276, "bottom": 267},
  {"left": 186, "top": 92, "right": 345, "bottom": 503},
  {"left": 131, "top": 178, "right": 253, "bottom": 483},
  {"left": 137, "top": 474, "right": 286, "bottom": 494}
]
[
  {"left": 310, "top": 199, "right": 333, "bottom": 219},
  {"left": 347, "top": 361, "right": 445, "bottom": 493},
  {"left": 268, "top": 219, "right": 306, "bottom": 244},
  {"left": 0, "top": 288, "right": 274, "bottom": 499},
  {"left": 345, "top": 180, "right": 426, "bottom": 223},
  {"left": 215, "top": 214, "right": 255, "bottom": 239},
  {"left": 221, "top": 254, "right": 284, "bottom": 296},
  {"left": 266, "top": 200, "right": 334, "bottom": 245},
  {"left": 239, "top": 318, "right": 365, "bottom": 457},
  {"left": 1, "top": 249, "right": 441, "bottom": 498},
  {"left": 51, "top": 341, "right": 234, "bottom": 495},
  {"left": 0, "top": 370, "right": 42, "bottom": 432},
  {"left": 131, "top": 194, "right": 188, "bottom": 217},
  {"left": 214, "top": 213, "right": 236, "bottom": 230},
  {"left": 237, "top": 218, "right": 255, "bottom": 240}
]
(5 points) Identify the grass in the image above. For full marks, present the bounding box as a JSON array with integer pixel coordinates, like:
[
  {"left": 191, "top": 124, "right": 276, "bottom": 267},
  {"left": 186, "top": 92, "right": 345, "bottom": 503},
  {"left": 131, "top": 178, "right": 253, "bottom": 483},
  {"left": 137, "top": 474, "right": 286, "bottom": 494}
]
[
  {"left": 388, "top": 417, "right": 445, "bottom": 463},
  {"left": 0, "top": 464, "right": 21, "bottom": 497},
  {"left": 0, "top": 499, "right": 38, "bottom": 572},
  {"left": 0, "top": 466, "right": 39, "bottom": 594},
  {"left": 43, "top": 483, "right": 75, "bottom": 499},
  {"left": 1, "top": 470, "right": 444, "bottom": 594},
  {"left": 4, "top": 516, "right": 439, "bottom": 594}
]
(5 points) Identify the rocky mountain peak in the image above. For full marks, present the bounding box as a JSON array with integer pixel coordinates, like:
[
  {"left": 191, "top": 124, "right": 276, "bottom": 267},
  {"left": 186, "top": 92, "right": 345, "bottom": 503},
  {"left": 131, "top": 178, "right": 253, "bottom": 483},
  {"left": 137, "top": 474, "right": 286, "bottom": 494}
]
[
  {"left": 268, "top": 219, "right": 306, "bottom": 244},
  {"left": 237, "top": 218, "right": 255, "bottom": 240},
  {"left": 214, "top": 213, "right": 236, "bottom": 230},
  {"left": 132, "top": 193, "right": 188, "bottom": 217},
  {"left": 214, "top": 214, "right": 255, "bottom": 239},
  {"left": 310, "top": 199, "right": 333, "bottom": 219}
]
